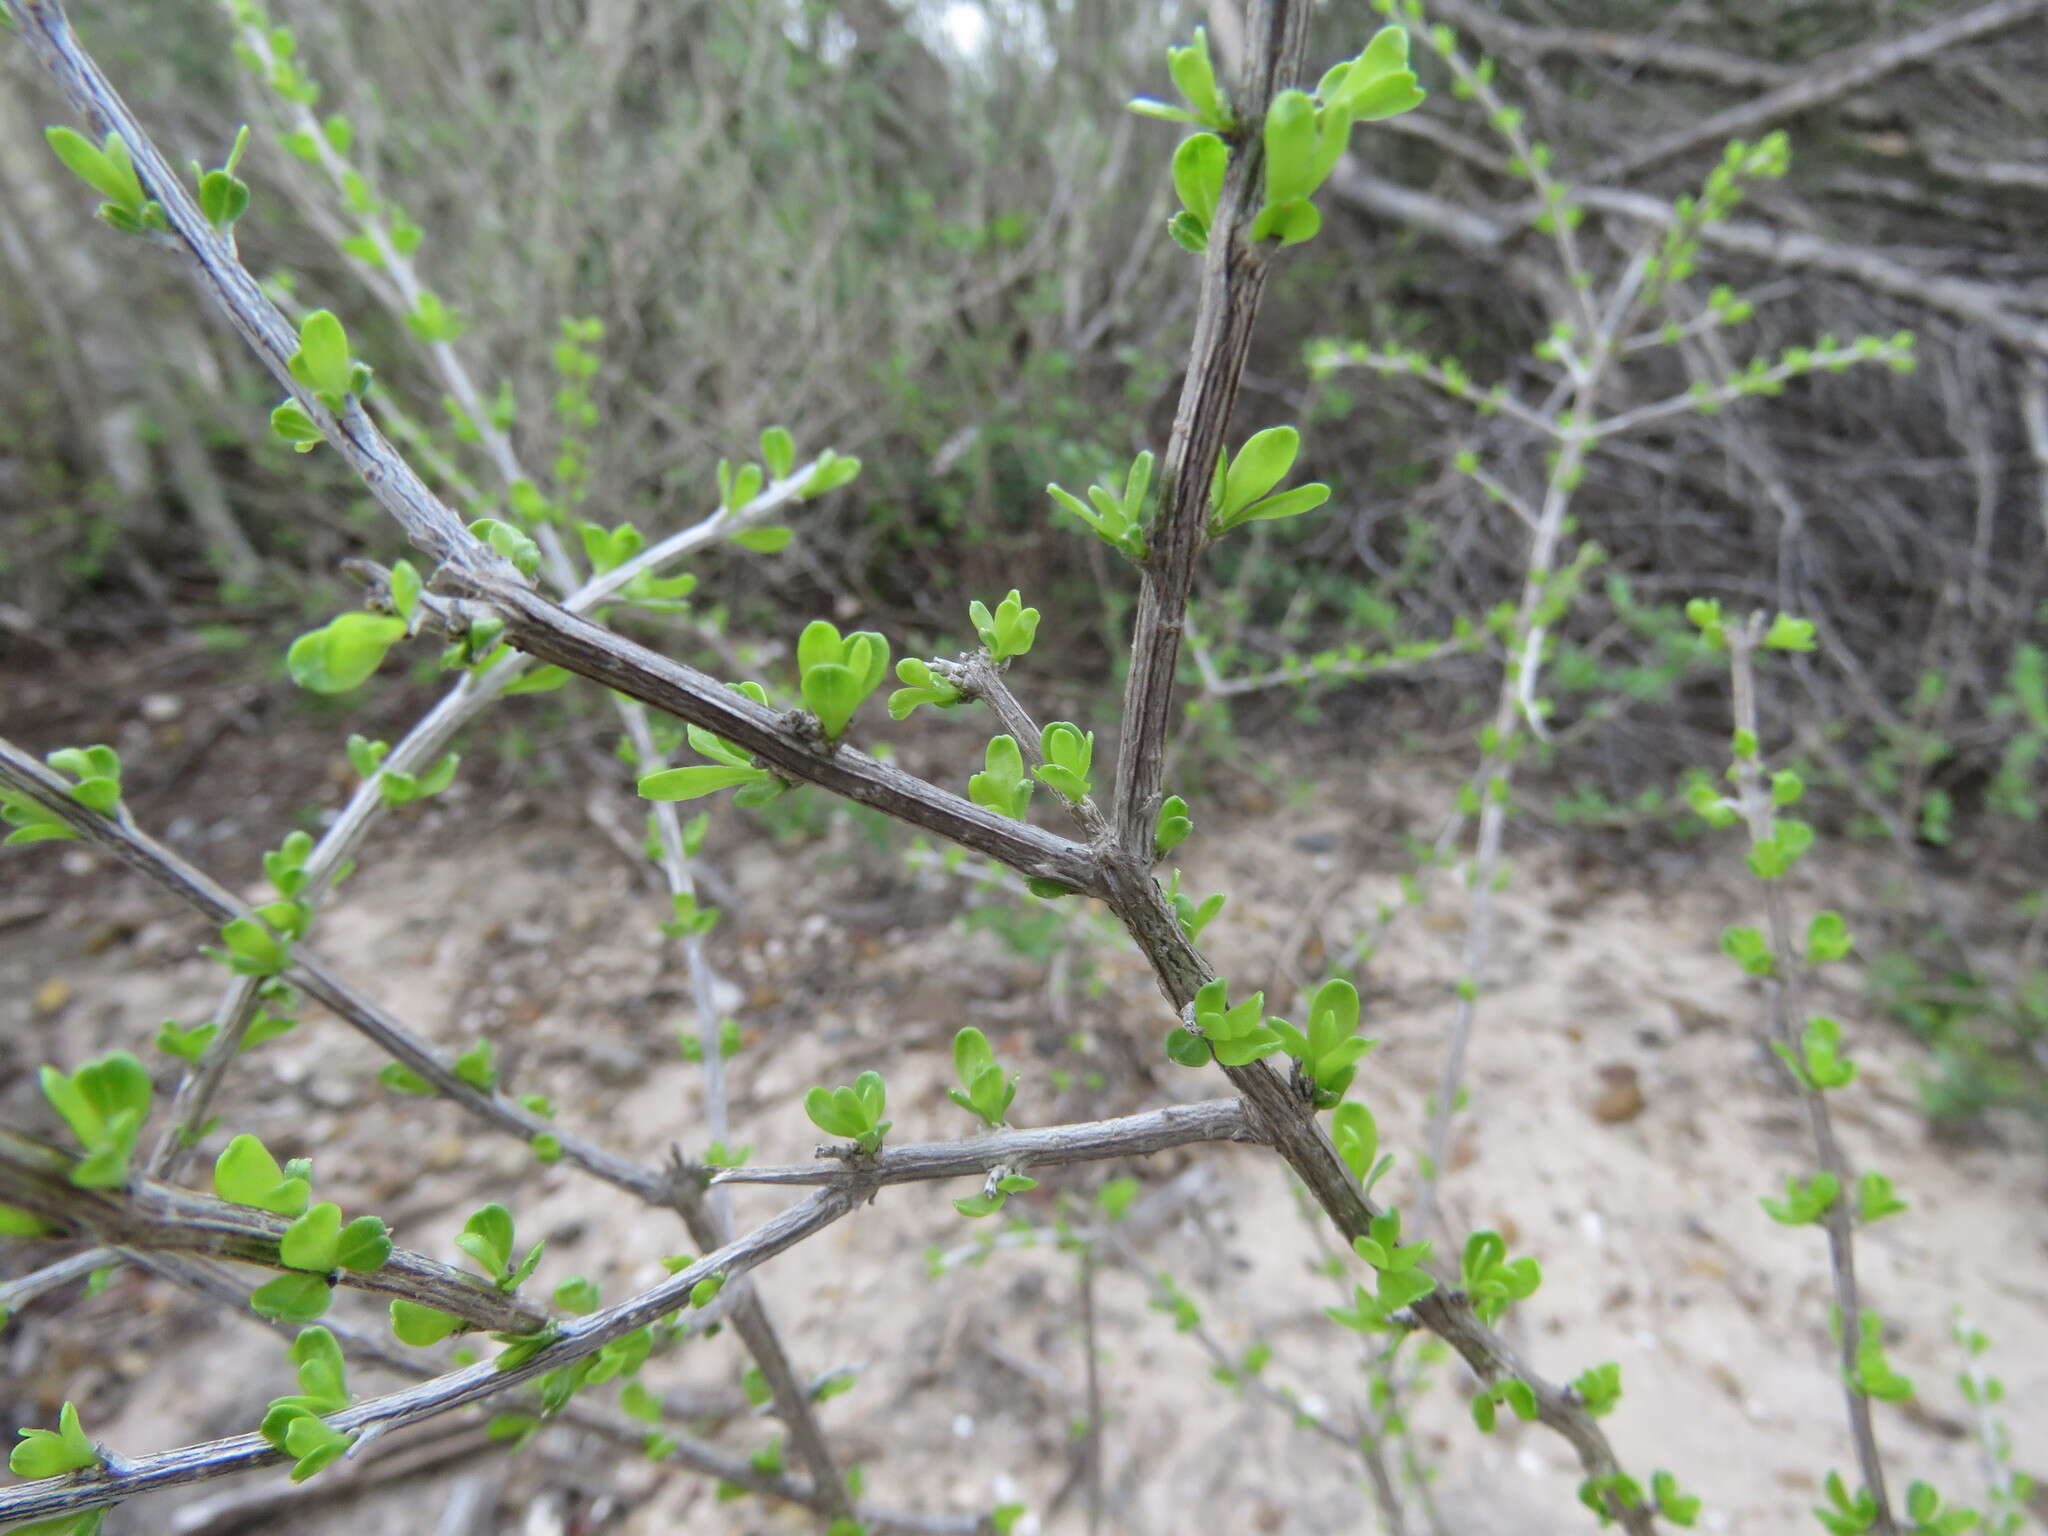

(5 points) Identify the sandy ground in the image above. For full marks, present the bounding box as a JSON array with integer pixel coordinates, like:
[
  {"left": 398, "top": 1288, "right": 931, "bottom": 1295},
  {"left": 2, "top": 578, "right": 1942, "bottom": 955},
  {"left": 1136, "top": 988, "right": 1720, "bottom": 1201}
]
[{"left": 2, "top": 724, "right": 2044, "bottom": 1536}]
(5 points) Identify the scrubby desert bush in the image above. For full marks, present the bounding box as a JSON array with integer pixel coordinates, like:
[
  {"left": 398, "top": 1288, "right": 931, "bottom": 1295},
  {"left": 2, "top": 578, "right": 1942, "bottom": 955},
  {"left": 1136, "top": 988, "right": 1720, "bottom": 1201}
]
[{"left": 0, "top": 2, "right": 2039, "bottom": 1534}]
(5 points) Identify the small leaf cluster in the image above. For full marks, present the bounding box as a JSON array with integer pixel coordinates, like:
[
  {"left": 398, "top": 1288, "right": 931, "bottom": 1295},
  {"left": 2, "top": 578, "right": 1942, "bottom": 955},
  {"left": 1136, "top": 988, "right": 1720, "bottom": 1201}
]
[
  {"left": 1268, "top": 978, "right": 1375, "bottom": 1107},
  {"left": 1649, "top": 132, "right": 1790, "bottom": 296},
  {"left": 40, "top": 1050, "right": 153, "bottom": 1189},
  {"left": 1330, "top": 1101, "right": 1390, "bottom": 1193},
  {"left": 953, "top": 1170, "right": 1039, "bottom": 1221},
  {"left": 284, "top": 309, "right": 373, "bottom": 427},
  {"left": 45, "top": 126, "right": 167, "bottom": 234},
  {"left": 468, "top": 517, "right": 543, "bottom": 581},
  {"left": 46, "top": 745, "right": 125, "bottom": 819},
  {"left": 228, "top": 3, "right": 323, "bottom": 107},
  {"left": 287, "top": 612, "right": 406, "bottom": 693},
  {"left": 1153, "top": 794, "right": 1192, "bottom": 859},
  {"left": 1209, "top": 426, "right": 1329, "bottom": 536},
  {"left": 1816, "top": 1471, "right": 1880, "bottom": 1535},
  {"left": 1162, "top": 868, "right": 1225, "bottom": 944},
  {"left": 0, "top": 744, "right": 128, "bottom": 848},
  {"left": 208, "top": 894, "right": 307, "bottom": 978},
  {"left": 1127, "top": 27, "right": 1233, "bottom": 131},
  {"left": 1571, "top": 1360, "right": 1623, "bottom": 1418},
  {"left": 804, "top": 1070, "right": 890, "bottom": 1156},
  {"left": 968, "top": 736, "right": 1032, "bottom": 820},
  {"left": 946, "top": 1027, "right": 1018, "bottom": 1128},
  {"left": 1470, "top": 1376, "right": 1537, "bottom": 1433},
  {"left": 798, "top": 450, "right": 862, "bottom": 501},
  {"left": 525, "top": 1298, "right": 660, "bottom": 1414},
  {"left": 1683, "top": 599, "right": 1815, "bottom": 656},
  {"left": 1578, "top": 1469, "right": 1651, "bottom": 1526},
  {"left": 1128, "top": 28, "right": 1233, "bottom": 251},
  {"left": 1900, "top": 1482, "right": 1982, "bottom": 1536},
  {"left": 676, "top": 1018, "right": 743, "bottom": 1064},
  {"left": 889, "top": 658, "right": 967, "bottom": 720},
  {"left": 713, "top": 432, "right": 800, "bottom": 551},
  {"left": 970, "top": 590, "right": 1039, "bottom": 662},
  {"left": 193, "top": 123, "right": 253, "bottom": 233},
  {"left": 797, "top": 620, "right": 890, "bottom": 742},
  {"left": 661, "top": 891, "right": 719, "bottom": 939},
  {"left": 258, "top": 1327, "right": 355, "bottom": 1482},
  {"left": 347, "top": 735, "right": 460, "bottom": 806},
  {"left": 1046, "top": 451, "right": 1151, "bottom": 560},
  {"left": 1033, "top": 723, "right": 1094, "bottom": 803},
  {"left": 1773, "top": 1014, "right": 1856, "bottom": 1091},
  {"left": 1253, "top": 28, "right": 1424, "bottom": 248},
  {"left": 639, "top": 681, "right": 787, "bottom": 807},
  {"left": 1759, "top": 1170, "right": 1840, "bottom": 1227},
  {"left": 215, "top": 1133, "right": 389, "bottom": 1320},
  {"left": 1847, "top": 1308, "right": 1914, "bottom": 1403},
  {"left": 1350, "top": 1207, "right": 1435, "bottom": 1310},
  {"left": 10, "top": 1400, "right": 100, "bottom": 1480},
  {"left": 406, "top": 288, "right": 463, "bottom": 342},
  {"left": 1459, "top": 1229, "right": 1541, "bottom": 1324},
  {"left": 1165, "top": 132, "right": 1229, "bottom": 254},
  {"left": 1167, "top": 978, "right": 1280, "bottom": 1068},
  {"left": 392, "top": 1204, "right": 544, "bottom": 1346}
]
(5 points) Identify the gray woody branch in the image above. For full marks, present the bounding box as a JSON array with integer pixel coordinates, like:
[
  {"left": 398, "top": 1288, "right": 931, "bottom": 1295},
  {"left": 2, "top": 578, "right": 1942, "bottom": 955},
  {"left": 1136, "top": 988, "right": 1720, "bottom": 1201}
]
[
  {"left": 0, "top": 1188, "right": 858, "bottom": 1527},
  {"left": 1082, "top": 6, "right": 1659, "bottom": 1530},
  {"left": 137, "top": 1252, "right": 979, "bottom": 1535},
  {"left": 712, "top": 1099, "right": 1262, "bottom": 1186},
  {"left": 1106, "top": 0, "right": 1305, "bottom": 862},
  {"left": 0, "top": 1131, "right": 547, "bottom": 1336}
]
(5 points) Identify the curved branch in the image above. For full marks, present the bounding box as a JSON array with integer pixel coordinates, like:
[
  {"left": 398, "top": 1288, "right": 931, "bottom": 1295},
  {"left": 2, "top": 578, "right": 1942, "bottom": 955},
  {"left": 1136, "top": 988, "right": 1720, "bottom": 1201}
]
[{"left": 0, "top": 1132, "right": 546, "bottom": 1335}]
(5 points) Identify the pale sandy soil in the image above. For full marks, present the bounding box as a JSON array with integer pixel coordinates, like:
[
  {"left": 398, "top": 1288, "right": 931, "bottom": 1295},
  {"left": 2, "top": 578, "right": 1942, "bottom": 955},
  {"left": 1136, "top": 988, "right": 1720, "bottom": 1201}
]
[{"left": 2, "top": 751, "right": 2043, "bottom": 1536}]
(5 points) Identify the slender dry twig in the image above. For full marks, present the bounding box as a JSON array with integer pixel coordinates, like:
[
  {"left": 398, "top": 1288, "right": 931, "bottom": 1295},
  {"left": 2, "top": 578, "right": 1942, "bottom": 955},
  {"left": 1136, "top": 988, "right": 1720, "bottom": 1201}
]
[
  {"left": 950, "top": 653, "right": 1113, "bottom": 840},
  {"left": 624, "top": 703, "right": 850, "bottom": 1515},
  {"left": 1078, "top": 1243, "right": 1105, "bottom": 1536},
  {"left": 0, "top": 1247, "right": 113, "bottom": 1315},
  {"left": 1090, "top": 1214, "right": 1409, "bottom": 1531},
  {"left": 1726, "top": 616, "right": 1895, "bottom": 1535},
  {"left": 712, "top": 1100, "right": 1262, "bottom": 1188},
  {"left": 270, "top": 36, "right": 869, "bottom": 1492},
  {"left": 1393, "top": 62, "right": 1659, "bottom": 1232}
]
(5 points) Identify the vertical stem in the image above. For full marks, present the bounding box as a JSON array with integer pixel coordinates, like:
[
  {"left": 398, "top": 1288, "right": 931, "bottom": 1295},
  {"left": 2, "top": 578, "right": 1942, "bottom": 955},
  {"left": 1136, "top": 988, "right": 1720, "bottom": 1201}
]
[
  {"left": 1109, "top": 0, "right": 1312, "bottom": 861},
  {"left": 1728, "top": 621, "right": 1895, "bottom": 1535},
  {"left": 1080, "top": 1244, "right": 1105, "bottom": 1536}
]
